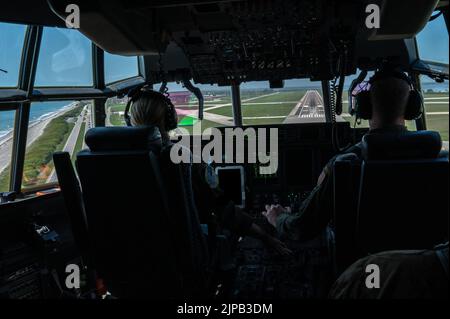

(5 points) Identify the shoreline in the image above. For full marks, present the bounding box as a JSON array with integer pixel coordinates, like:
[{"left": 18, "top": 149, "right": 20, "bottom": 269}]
[{"left": 0, "top": 102, "right": 79, "bottom": 174}]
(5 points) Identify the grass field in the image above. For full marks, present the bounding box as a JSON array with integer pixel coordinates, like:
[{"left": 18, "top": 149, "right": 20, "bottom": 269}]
[
  {"left": 105, "top": 89, "right": 448, "bottom": 141},
  {"left": 209, "top": 102, "right": 296, "bottom": 118},
  {"left": 205, "top": 89, "right": 307, "bottom": 121}
]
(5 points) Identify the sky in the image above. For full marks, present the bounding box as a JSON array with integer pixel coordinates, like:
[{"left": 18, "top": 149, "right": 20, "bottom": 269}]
[{"left": 0, "top": 14, "right": 448, "bottom": 89}]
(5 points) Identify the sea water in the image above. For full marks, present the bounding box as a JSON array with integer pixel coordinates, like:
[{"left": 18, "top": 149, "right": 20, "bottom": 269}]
[{"left": 0, "top": 101, "right": 73, "bottom": 139}]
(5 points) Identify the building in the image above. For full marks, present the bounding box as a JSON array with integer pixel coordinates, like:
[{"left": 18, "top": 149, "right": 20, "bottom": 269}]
[{"left": 169, "top": 91, "right": 192, "bottom": 105}]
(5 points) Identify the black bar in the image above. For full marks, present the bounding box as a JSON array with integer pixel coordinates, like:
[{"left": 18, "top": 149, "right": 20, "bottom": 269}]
[
  {"left": 19, "top": 26, "right": 43, "bottom": 96},
  {"left": 322, "top": 80, "right": 332, "bottom": 123},
  {"left": 10, "top": 103, "right": 30, "bottom": 193},
  {"left": 92, "top": 44, "right": 105, "bottom": 90},
  {"left": 93, "top": 98, "right": 107, "bottom": 127},
  {"left": 231, "top": 81, "right": 242, "bottom": 126},
  {"left": 10, "top": 26, "right": 42, "bottom": 193},
  {"left": 411, "top": 73, "right": 427, "bottom": 131}
]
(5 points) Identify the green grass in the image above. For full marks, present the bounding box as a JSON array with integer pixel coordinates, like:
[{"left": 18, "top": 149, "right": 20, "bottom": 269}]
[
  {"left": 243, "top": 118, "right": 285, "bottom": 125},
  {"left": 424, "top": 103, "right": 449, "bottom": 113},
  {"left": 426, "top": 114, "right": 449, "bottom": 141},
  {"left": 110, "top": 112, "right": 125, "bottom": 126},
  {"left": 245, "top": 90, "right": 306, "bottom": 103},
  {"left": 109, "top": 104, "right": 126, "bottom": 112},
  {"left": 72, "top": 122, "right": 86, "bottom": 166},
  {"left": 210, "top": 102, "right": 296, "bottom": 118},
  {"left": 423, "top": 92, "right": 449, "bottom": 98},
  {"left": 0, "top": 166, "right": 11, "bottom": 193},
  {"left": 206, "top": 90, "right": 306, "bottom": 120},
  {"left": 176, "top": 119, "right": 225, "bottom": 134}
]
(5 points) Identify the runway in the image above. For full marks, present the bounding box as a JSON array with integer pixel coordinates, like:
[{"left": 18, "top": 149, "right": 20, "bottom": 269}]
[{"left": 283, "top": 90, "right": 326, "bottom": 124}]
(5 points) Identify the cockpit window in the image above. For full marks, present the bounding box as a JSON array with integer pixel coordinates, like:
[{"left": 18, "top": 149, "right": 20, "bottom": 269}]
[
  {"left": 35, "top": 27, "right": 93, "bottom": 87},
  {"left": 416, "top": 14, "right": 449, "bottom": 64},
  {"left": 0, "top": 22, "right": 27, "bottom": 88},
  {"left": 104, "top": 52, "right": 139, "bottom": 84},
  {"left": 0, "top": 109, "right": 16, "bottom": 192},
  {"left": 105, "top": 96, "right": 126, "bottom": 127},
  {"left": 239, "top": 80, "right": 324, "bottom": 126},
  {"left": 188, "top": 80, "right": 325, "bottom": 128},
  {"left": 21, "top": 101, "right": 90, "bottom": 189},
  {"left": 417, "top": 15, "right": 449, "bottom": 143}
]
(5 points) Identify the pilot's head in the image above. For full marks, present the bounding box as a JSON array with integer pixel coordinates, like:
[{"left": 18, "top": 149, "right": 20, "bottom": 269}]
[
  {"left": 355, "top": 68, "right": 424, "bottom": 130},
  {"left": 130, "top": 90, "right": 178, "bottom": 141},
  {"left": 369, "top": 74, "right": 411, "bottom": 128}
]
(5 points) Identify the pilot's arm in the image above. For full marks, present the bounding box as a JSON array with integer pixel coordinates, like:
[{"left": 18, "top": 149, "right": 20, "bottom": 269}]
[
  {"left": 265, "top": 152, "right": 359, "bottom": 240},
  {"left": 192, "top": 163, "right": 292, "bottom": 255},
  {"left": 275, "top": 163, "right": 335, "bottom": 240}
]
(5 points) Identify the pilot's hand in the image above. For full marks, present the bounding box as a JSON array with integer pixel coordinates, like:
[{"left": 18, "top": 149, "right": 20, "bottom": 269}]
[
  {"left": 262, "top": 204, "right": 291, "bottom": 228},
  {"left": 263, "top": 235, "right": 293, "bottom": 256}
]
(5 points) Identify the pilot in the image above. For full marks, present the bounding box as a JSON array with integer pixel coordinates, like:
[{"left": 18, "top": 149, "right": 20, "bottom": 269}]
[
  {"left": 127, "top": 88, "right": 292, "bottom": 255},
  {"left": 262, "top": 68, "right": 429, "bottom": 240}
]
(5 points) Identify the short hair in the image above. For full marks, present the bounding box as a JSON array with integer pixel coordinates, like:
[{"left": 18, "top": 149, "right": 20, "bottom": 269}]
[
  {"left": 130, "top": 95, "right": 167, "bottom": 130},
  {"left": 370, "top": 77, "right": 411, "bottom": 124}
]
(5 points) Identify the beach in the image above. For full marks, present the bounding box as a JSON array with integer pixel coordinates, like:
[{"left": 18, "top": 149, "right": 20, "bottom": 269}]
[{"left": 0, "top": 102, "right": 78, "bottom": 175}]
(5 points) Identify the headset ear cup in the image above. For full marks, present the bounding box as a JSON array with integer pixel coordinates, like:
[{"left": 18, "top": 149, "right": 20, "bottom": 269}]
[
  {"left": 404, "top": 90, "right": 423, "bottom": 120},
  {"left": 355, "top": 91, "right": 373, "bottom": 120}
]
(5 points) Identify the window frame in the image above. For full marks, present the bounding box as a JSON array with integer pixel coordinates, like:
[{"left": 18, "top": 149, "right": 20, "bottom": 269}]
[
  {"left": 414, "top": 13, "right": 449, "bottom": 131},
  {"left": 0, "top": 22, "right": 28, "bottom": 89},
  {"left": 103, "top": 51, "right": 142, "bottom": 86},
  {"left": 0, "top": 23, "right": 147, "bottom": 195}
]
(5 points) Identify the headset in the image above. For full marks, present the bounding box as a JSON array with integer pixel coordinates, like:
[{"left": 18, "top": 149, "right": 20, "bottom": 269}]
[
  {"left": 353, "top": 69, "right": 424, "bottom": 121},
  {"left": 124, "top": 86, "right": 178, "bottom": 131}
]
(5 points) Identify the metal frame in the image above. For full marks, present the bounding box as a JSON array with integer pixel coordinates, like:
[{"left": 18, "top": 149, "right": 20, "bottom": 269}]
[
  {"left": 0, "top": 24, "right": 146, "bottom": 193},
  {"left": 10, "top": 25, "right": 42, "bottom": 193},
  {"left": 321, "top": 80, "right": 332, "bottom": 123},
  {"left": 231, "top": 81, "right": 242, "bottom": 126}
]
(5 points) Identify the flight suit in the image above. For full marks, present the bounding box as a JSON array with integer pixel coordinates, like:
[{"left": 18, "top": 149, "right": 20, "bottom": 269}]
[
  {"left": 329, "top": 243, "right": 449, "bottom": 299},
  {"left": 275, "top": 126, "right": 409, "bottom": 241}
]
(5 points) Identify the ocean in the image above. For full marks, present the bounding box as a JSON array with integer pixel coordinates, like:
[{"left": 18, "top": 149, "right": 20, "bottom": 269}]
[{"left": 0, "top": 101, "right": 74, "bottom": 138}]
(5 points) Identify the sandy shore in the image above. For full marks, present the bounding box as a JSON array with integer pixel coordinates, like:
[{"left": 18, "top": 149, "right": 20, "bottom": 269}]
[{"left": 0, "top": 103, "right": 78, "bottom": 175}]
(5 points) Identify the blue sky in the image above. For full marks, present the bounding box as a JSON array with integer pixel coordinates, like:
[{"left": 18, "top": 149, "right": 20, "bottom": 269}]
[{"left": 0, "top": 15, "right": 448, "bottom": 89}]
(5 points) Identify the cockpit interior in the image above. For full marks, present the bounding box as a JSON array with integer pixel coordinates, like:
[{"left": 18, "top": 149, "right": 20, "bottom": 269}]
[{"left": 0, "top": 0, "right": 448, "bottom": 305}]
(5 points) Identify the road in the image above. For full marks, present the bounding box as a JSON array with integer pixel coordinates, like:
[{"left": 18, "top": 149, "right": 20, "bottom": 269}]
[
  {"left": 283, "top": 90, "right": 326, "bottom": 124},
  {"left": 46, "top": 107, "right": 88, "bottom": 183}
]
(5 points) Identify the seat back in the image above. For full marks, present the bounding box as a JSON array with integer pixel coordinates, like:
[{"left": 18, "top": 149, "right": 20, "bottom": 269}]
[
  {"left": 357, "top": 131, "right": 449, "bottom": 253},
  {"left": 156, "top": 146, "right": 209, "bottom": 296},
  {"left": 333, "top": 131, "right": 449, "bottom": 272},
  {"left": 76, "top": 126, "right": 182, "bottom": 298},
  {"left": 53, "top": 151, "right": 90, "bottom": 265},
  {"left": 333, "top": 158, "right": 361, "bottom": 273}
]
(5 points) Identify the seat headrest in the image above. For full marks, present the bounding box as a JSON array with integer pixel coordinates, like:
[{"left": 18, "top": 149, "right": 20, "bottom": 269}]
[
  {"left": 362, "top": 130, "right": 442, "bottom": 161},
  {"left": 85, "top": 126, "right": 162, "bottom": 152}
]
